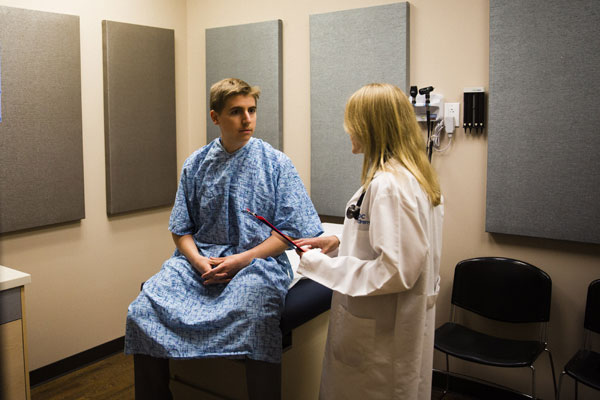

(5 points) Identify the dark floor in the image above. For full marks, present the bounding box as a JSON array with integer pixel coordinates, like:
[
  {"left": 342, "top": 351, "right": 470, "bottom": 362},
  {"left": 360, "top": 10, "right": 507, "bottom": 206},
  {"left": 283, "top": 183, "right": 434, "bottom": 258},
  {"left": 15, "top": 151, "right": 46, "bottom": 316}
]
[
  {"left": 30, "top": 352, "right": 483, "bottom": 400},
  {"left": 31, "top": 352, "right": 134, "bottom": 400},
  {"left": 431, "top": 388, "right": 479, "bottom": 400}
]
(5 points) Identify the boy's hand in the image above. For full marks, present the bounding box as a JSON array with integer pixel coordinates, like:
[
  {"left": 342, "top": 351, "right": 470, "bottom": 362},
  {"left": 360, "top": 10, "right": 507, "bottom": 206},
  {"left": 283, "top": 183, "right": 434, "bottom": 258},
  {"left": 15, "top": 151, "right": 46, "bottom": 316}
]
[
  {"left": 202, "top": 253, "right": 252, "bottom": 285},
  {"left": 190, "top": 255, "right": 212, "bottom": 275}
]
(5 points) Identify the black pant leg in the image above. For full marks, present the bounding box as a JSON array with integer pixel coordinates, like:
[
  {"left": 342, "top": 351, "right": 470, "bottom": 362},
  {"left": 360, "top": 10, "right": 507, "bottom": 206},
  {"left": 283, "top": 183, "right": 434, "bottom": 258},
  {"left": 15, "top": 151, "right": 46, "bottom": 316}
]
[
  {"left": 245, "top": 359, "right": 281, "bottom": 400},
  {"left": 133, "top": 354, "right": 173, "bottom": 400}
]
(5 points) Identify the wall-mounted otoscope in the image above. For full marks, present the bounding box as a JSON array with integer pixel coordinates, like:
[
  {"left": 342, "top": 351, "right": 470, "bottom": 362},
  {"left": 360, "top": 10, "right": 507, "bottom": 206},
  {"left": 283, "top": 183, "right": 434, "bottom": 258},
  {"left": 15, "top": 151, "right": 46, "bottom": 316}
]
[
  {"left": 409, "top": 86, "right": 446, "bottom": 162},
  {"left": 419, "top": 86, "right": 434, "bottom": 99},
  {"left": 419, "top": 86, "right": 435, "bottom": 161},
  {"left": 410, "top": 86, "right": 418, "bottom": 105}
]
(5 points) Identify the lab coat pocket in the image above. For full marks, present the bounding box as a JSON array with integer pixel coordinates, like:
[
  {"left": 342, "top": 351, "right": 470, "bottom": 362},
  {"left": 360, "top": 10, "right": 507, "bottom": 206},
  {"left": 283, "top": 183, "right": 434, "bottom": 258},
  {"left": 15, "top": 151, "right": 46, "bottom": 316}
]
[{"left": 331, "top": 303, "right": 376, "bottom": 368}]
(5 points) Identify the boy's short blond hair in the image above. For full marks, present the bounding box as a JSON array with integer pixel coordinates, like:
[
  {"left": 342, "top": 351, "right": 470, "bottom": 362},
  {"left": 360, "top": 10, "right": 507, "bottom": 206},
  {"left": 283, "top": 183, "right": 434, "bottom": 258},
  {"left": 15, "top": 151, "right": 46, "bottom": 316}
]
[{"left": 209, "top": 78, "right": 261, "bottom": 113}]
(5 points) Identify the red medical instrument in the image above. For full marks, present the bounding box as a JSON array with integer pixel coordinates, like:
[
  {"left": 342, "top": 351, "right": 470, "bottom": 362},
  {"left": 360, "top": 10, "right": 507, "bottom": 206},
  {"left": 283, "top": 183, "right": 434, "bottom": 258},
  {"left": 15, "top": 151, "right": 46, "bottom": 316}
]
[{"left": 244, "top": 209, "right": 306, "bottom": 252}]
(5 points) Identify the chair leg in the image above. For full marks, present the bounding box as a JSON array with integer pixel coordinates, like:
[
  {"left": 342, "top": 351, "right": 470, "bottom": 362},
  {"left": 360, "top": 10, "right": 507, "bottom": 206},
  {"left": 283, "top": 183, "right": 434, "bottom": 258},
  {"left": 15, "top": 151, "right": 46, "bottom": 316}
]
[
  {"left": 530, "top": 365, "right": 536, "bottom": 399},
  {"left": 557, "top": 371, "right": 566, "bottom": 400},
  {"left": 442, "top": 354, "right": 450, "bottom": 398},
  {"left": 557, "top": 373, "right": 580, "bottom": 400},
  {"left": 545, "top": 348, "right": 558, "bottom": 399}
]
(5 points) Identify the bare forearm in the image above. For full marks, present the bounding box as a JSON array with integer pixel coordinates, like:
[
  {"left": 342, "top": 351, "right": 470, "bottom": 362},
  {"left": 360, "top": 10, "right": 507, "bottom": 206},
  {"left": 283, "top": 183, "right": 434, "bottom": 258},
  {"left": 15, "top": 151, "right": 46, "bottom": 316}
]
[
  {"left": 241, "top": 232, "right": 289, "bottom": 261},
  {"left": 172, "top": 233, "right": 208, "bottom": 271}
]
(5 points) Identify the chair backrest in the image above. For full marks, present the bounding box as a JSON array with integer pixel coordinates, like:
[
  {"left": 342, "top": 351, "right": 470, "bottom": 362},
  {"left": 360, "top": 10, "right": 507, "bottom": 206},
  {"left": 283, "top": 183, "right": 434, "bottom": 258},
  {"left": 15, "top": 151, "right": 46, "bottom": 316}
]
[
  {"left": 451, "top": 257, "right": 552, "bottom": 323},
  {"left": 584, "top": 279, "right": 600, "bottom": 334}
]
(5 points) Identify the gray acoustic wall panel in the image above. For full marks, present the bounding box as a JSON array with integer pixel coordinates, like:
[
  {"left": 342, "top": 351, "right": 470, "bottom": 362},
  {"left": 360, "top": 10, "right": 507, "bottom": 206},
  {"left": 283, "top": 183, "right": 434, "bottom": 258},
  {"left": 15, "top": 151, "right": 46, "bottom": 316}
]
[
  {"left": 0, "top": 6, "right": 84, "bottom": 233},
  {"left": 310, "top": 3, "right": 409, "bottom": 217},
  {"left": 206, "top": 20, "right": 282, "bottom": 149},
  {"left": 487, "top": 0, "right": 600, "bottom": 244},
  {"left": 103, "top": 21, "right": 177, "bottom": 215}
]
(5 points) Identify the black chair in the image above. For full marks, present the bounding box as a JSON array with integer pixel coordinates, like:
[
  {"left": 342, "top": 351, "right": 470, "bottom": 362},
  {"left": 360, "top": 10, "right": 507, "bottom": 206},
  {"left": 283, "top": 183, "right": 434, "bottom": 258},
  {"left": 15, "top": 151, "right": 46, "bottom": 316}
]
[
  {"left": 434, "top": 257, "right": 557, "bottom": 399},
  {"left": 557, "top": 279, "right": 600, "bottom": 400}
]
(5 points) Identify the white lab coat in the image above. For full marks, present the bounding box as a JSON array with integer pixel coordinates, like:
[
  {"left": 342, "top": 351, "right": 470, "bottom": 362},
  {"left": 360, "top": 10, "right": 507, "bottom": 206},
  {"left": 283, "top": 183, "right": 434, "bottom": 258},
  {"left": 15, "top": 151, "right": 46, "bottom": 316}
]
[{"left": 297, "top": 162, "right": 444, "bottom": 400}]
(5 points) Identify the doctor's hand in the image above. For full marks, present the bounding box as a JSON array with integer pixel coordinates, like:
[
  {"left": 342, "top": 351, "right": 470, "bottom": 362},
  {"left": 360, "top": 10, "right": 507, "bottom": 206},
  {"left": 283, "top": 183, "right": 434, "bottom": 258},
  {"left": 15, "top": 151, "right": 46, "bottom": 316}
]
[
  {"left": 201, "top": 253, "right": 252, "bottom": 285},
  {"left": 295, "top": 235, "right": 340, "bottom": 257}
]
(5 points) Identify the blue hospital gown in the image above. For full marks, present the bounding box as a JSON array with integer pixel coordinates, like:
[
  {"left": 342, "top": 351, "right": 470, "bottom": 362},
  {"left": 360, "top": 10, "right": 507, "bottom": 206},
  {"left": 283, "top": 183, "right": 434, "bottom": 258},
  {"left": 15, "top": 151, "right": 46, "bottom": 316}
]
[{"left": 125, "top": 138, "right": 322, "bottom": 363}]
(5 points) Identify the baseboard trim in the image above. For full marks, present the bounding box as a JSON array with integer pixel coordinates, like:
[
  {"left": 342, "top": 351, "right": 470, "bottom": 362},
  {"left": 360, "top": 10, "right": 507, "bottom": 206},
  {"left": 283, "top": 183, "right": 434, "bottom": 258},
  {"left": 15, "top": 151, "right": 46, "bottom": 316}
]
[
  {"left": 30, "top": 336, "right": 125, "bottom": 387},
  {"left": 432, "top": 369, "right": 532, "bottom": 400}
]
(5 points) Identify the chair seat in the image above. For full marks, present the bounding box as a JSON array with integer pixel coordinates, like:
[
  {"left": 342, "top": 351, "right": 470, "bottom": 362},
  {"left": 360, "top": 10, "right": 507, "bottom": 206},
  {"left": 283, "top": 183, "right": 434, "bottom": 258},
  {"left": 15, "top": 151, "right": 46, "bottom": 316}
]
[
  {"left": 563, "top": 349, "right": 600, "bottom": 391},
  {"left": 435, "top": 322, "right": 545, "bottom": 368}
]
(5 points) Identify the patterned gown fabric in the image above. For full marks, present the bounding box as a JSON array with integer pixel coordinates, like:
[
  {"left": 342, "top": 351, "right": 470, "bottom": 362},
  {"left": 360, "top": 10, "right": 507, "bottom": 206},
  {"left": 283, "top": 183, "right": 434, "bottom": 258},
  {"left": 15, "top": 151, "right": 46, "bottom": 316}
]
[{"left": 125, "top": 138, "right": 322, "bottom": 362}]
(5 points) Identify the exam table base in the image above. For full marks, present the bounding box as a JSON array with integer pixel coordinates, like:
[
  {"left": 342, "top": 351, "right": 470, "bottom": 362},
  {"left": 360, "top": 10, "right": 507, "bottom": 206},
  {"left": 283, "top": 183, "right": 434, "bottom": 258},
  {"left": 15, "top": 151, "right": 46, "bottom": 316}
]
[{"left": 170, "top": 311, "right": 329, "bottom": 400}]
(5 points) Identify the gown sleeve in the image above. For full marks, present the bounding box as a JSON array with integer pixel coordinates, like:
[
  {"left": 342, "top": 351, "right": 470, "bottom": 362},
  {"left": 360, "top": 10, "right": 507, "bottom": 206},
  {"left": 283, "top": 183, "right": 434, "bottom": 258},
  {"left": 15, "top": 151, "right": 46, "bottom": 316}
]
[
  {"left": 271, "top": 157, "right": 323, "bottom": 241},
  {"left": 296, "top": 181, "right": 429, "bottom": 297},
  {"left": 168, "top": 162, "right": 196, "bottom": 236}
]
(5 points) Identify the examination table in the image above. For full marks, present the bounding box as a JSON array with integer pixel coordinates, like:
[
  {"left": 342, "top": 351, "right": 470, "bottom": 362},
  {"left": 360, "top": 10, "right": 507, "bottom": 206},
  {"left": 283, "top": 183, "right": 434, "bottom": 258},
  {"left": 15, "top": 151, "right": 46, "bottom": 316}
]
[{"left": 169, "top": 222, "right": 343, "bottom": 400}]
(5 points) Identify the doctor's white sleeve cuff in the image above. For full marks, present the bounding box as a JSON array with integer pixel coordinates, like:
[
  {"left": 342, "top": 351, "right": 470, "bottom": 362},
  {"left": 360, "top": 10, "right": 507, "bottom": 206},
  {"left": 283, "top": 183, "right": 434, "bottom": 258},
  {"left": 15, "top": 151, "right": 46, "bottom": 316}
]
[{"left": 296, "top": 249, "right": 332, "bottom": 280}]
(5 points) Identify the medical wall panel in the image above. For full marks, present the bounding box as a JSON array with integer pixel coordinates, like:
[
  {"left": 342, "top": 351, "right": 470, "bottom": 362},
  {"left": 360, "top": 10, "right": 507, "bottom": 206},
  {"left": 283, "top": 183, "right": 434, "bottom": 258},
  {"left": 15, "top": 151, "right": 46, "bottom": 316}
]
[
  {"left": 205, "top": 20, "right": 282, "bottom": 149},
  {"left": 487, "top": 0, "right": 600, "bottom": 244},
  {"left": 102, "top": 21, "right": 177, "bottom": 215},
  {"left": 310, "top": 3, "right": 409, "bottom": 217},
  {"left": 0, "top": 6, "right": 84, "bottom": 234}
]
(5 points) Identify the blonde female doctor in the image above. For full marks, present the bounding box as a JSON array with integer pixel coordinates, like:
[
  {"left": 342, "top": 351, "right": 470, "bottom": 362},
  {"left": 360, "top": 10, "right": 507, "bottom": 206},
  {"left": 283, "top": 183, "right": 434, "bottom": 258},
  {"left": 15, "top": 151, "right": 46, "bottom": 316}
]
[{"left": 296, "top": 83, "right": 444, "bottom": 400}]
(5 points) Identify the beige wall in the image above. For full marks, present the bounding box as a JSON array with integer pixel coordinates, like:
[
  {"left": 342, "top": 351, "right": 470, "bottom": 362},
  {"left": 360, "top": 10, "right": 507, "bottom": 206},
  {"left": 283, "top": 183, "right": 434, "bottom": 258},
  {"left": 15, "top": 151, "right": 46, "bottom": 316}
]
[
  {"left": 1, "top": 0, "right": 599, "bottom": 399},
  {"left": 0, "top": 0, "right": 189, "bottom": 370}
]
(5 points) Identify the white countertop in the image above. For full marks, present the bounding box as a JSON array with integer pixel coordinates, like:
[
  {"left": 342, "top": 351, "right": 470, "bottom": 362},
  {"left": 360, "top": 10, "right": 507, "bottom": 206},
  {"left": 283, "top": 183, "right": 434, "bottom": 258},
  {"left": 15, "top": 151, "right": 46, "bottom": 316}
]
[{"left": 0, "top": 265, "right": 32, "bottom": 291}]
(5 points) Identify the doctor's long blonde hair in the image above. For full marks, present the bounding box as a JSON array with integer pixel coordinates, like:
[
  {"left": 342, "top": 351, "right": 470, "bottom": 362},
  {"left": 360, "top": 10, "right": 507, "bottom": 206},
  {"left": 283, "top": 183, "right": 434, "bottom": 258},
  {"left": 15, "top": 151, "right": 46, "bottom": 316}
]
[{"left": 344, "top": 83, "right": 441, "bottom": 206}]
